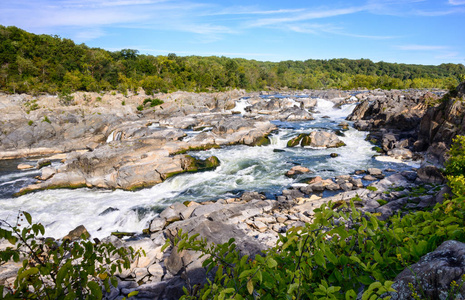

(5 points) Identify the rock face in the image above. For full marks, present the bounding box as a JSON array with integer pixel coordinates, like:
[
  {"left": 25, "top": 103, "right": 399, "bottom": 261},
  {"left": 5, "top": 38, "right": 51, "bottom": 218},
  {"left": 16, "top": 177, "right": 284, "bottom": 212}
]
[
  {"left": 287, "top": 131, "right": 345, "bottom": 148},
  {"left": 345, "top": 88, "right": 456, "bottom": 162},
  {"left": 347, "top": 91, "right": 434, "bottom": 132},
  {"left": 415, "top": 82, "right": 465, "bottom": 164},
  {"left": 392, "top": 240, "right": 465, "bottom": 300}
]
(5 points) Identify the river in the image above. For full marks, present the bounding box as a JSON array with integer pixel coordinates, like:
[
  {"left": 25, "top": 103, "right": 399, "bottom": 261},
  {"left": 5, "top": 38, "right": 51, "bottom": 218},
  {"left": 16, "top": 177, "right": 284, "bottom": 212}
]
[{"left": 0, "top": 97, "right": 419, "bottom": 239}]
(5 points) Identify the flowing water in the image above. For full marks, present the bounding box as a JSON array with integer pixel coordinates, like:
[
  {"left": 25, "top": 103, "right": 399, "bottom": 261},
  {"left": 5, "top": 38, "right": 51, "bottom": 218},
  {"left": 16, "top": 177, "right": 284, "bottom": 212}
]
[{"left": 0, "top": 98, "right": 419, "bottom": 239}]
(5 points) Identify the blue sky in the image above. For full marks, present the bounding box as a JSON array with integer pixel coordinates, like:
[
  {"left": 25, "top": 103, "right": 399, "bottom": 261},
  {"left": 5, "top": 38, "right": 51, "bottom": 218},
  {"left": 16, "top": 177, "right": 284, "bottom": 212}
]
[{"left": 1, "top": 0, "right": 464, "bottom": 65}]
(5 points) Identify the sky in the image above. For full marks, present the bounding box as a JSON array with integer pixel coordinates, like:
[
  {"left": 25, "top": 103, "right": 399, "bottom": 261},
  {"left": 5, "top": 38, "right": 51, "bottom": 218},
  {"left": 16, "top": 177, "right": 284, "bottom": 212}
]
[{"left": 1, "top": 0, "right": 464, "bottom": 65}]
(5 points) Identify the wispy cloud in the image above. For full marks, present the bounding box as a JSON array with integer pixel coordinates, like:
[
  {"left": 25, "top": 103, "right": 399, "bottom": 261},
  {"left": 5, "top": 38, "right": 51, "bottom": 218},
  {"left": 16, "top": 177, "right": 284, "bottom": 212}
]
[
  {"left": 286, "top": 23, "right": 396, "bottom": 40},
  {"left": 449, "top": 0, "right": 465, "bottom": 5},
  {"left": 395, "top": 45, "right": 449, "bottom": 51},
  {"left": 205, "top": 7, "right": 306, "bottom": 16},
  {"left": 247, "top": 6, "right": 365, "bottom": 28}
]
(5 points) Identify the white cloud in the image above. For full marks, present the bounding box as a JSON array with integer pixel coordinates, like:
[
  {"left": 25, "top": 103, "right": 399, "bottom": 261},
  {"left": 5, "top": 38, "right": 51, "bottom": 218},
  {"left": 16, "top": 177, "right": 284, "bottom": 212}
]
[
  {"left": 449, "top": 0, "right": 465, "bottom": 5},
  {"left": 248, "top": 6, "right": 365, "bottom": 28},
  {"left": 395, "top": 45, "right": 449, "bottom": 51}
]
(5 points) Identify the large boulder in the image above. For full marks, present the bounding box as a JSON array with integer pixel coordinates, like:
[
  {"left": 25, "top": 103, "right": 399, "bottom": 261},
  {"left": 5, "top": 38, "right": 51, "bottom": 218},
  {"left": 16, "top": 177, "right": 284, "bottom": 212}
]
[
  {"left": 391, "top": 240, "right": 465, "bottom": 299},
  {"left": 287, "top": 131, "right": 345, "bottom": 148}
]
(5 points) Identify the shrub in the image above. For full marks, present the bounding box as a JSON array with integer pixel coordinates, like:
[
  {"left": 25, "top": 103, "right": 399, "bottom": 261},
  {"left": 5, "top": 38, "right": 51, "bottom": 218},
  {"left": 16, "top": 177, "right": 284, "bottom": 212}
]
[
  {"left": 136, "top": 105, "right": 144, "bottom": 111},
  {"left": 58, "top": 90, "right": 74, "bottom": 106},
  {"left": 42, "top": 116, "right": 51, "bottom": 124},
  {"left": 143, "top": 98, "right": 164, "bottom": 107},
  {"left": 0, "top": 212, "right": 141, "bottom": 299}
]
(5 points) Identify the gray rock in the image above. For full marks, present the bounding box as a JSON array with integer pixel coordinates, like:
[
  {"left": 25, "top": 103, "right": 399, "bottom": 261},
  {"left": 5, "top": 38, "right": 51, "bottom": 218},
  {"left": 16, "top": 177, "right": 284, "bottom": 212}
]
[
  {"left": 367, "top": 168, "right": 382, "bottom": 176},
  {"left": 150, "top": 217, "right": 166, "bottom": 233},
  {"left": 417, "top": 165, "right": 445, "bottom": 184},
  {"left": 132, "top": 281, "right": 167, "bottom": 299},
  {"left": 340, "top": 182, "right": 354, "bottom": 191},
  {"left": 391, "top": 240, "right": 465, "bottom": 300},
  {"left": 363, "top": 175, "right": 377, "bottom": 181},
  {"left": 241, "top": 191, "right": 265, "bottom": 201}
]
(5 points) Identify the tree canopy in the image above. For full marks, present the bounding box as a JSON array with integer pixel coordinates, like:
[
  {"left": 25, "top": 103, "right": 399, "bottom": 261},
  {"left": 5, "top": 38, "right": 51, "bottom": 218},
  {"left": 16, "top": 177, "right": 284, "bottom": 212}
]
[{"left": 0, "top": 25, "right": 464, "bottom": 95}]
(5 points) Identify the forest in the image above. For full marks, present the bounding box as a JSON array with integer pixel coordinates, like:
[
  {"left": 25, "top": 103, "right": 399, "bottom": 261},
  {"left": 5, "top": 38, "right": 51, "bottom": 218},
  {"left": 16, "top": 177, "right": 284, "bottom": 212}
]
[{"left": 1, "top": 25, "right": 464, "bottom": 95}]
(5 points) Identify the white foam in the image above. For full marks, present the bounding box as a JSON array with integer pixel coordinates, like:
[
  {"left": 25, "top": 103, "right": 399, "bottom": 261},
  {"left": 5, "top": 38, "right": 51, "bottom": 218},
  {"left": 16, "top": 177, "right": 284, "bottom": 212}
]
[
  {"left": 375, "top": 155, "right": 421, "bottom": 168},
  {"left": 232, "top": 98, "right": 251, "bottom": 114}
]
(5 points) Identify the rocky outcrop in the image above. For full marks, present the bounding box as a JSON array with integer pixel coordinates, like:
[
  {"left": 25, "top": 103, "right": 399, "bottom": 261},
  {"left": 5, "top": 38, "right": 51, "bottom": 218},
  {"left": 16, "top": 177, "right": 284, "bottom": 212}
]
[
  {"left": 415, "top": 82, "right": 465, "bottom": 164},
  {"left": 347, "top": 90, "right": 434, "bottom": 132},
  {"left": 287, "top": 131, "right": 345, "bottom": 148},
  {"left": 391, "top": 240, "right": 465, "bottom": 300}
]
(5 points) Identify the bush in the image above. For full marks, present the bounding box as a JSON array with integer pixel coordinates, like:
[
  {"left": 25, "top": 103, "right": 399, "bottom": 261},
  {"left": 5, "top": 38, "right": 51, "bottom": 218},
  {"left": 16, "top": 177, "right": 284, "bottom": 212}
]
[
  {"left": 58, "top": 89, "right": 74, "bottom": 106},
  {"left": 143, "top": 98, "right": 164, "bottom": 107},
  {"left": 0, "top": 212, "right": 141, "bottom": 299}
]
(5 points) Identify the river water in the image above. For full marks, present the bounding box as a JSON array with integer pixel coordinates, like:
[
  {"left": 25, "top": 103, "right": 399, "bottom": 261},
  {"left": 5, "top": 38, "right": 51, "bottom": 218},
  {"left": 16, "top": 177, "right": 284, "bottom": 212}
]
[{"left": 0, "top": 98, "right": 419, "bottom": 239}]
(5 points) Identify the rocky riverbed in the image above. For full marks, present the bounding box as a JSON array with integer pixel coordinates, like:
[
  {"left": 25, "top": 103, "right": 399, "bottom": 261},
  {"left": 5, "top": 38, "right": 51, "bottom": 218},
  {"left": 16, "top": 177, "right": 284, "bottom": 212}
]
[{"left": 1, "top": 84, "right": 465, "bottom": 299}]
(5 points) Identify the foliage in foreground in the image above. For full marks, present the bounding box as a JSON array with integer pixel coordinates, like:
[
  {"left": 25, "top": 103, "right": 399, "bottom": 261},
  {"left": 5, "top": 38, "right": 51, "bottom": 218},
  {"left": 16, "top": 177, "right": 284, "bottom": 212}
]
[
  {"left": 165, "top": 136, "right": 465, "bottom": 299},
  {"left": 0, "top": 213, "right": 141, "bottom": 299}
]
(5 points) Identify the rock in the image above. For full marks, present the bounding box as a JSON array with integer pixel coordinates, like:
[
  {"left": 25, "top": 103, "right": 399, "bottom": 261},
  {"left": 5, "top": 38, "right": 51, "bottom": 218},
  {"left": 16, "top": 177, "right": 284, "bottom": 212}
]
[
  {"left": 38, "top": 167, "right": 56, "bottom": 180},
  {"left": 287, "top": 131, "right": 345, "bottom": 148},
  {"left": 62, "top": 225, "right": 90, "bottom": 241},
  {"left": 417, "top": 165, "right": 445, "bottom": 184},
  {"left": 340, "top": 182, "right": 353, "bottom": 191},
  {"left": 149, "top": 217, "right": 166, "bottom": 233},
  {"left": 391, "top": 240, "right": 465, "bottom": 300},
  {"left": 367, "top": 168, "right": 382, "bottom": 176},
  {"left": 285, "top": 165, "right": 311, "bottom": 177},
  {"left": 99, "top": 207, "right": 119, "bottom": 216},
  {"left": 387, "top": 148, "right": 413, "bottom": 159},
  {"left": 330, "top": 153, "right": 339, "bottom": 158},
  {"left": 17, "top": 163, "right": 34, "bottom": 170},
  {"left": 132, "top": 281, "right": 167, "bottom": 300},
  {"left": 37, "top": 158, "right": 51, "bottom": 169},
  {"left": 241, "top": 191, "right": 266, "bottom": 201},
  {"left": 160, "top": 206, "right": 182, "bottom": 224},
  {"left": 253, "top": 220, "right": 268, "bottom": 232},
  {"left": 363, "top": 175, "right": 377, "bottom": 181}
]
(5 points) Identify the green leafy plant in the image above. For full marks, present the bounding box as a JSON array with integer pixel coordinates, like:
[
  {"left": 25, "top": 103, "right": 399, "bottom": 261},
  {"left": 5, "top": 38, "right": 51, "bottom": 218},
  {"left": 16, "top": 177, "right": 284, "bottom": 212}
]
[
  {"left": 143, "top": 98, "right": 164, "bottom": 107},
  {"left": 136, "top": 104, "right": 144, "bottom": 111},
  {"left": 42, "top": 116, "right": 51, "bottom": 124},
  {"left": 27, "top": 120, "right": 33, "bottom": 126},
  {"left": 58, "top": 90, "right": 74, "bottom": 106},
  {"left": 0, "top": 211, "right": 141, "bottom": 299}
]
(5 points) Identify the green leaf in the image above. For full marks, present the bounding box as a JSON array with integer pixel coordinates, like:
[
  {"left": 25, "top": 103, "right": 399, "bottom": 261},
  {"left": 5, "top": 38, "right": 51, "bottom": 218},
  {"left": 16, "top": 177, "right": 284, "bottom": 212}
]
[
  {"left": 23, "top": 211, "right": 32, "bottom": 225},
  {"left": 128, "top": 291, "right": 139, "bottom": 297},
  {"left": 161, "top": 240, "right": 171, "bottom": 252},
  {"left": 314, "top": 251, "right": 326, "bottom": 268},
  {"left": 267, "top": 257, "right": 277, "bottom": 268},
  {"left": 357, "top": 275, "right": 373, "bottom": 285},
  {"left": 373, "top": 250, "right": 383, "bottom": 264},
  {"left": 239, "top": 269, "right": 255, "bottom": 279},
  {"left": 87, "top": 280, "right": 103, "bottom": 298},
  {"left": 18, "top": 267, "right": 39, "bottom": 281},
  {"left": 247, "top": 279, "right": 254, "bottom": 295},
  {"left": 349, "top": 255, "right": 361, "bottom": 264},
  {"left": 345, "top": 289, "right": 357, "bottom": 300}
]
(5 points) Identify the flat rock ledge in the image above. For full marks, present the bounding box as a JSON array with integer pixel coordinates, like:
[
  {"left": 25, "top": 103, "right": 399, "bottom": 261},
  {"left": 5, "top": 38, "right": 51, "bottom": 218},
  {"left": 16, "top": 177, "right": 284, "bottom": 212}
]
[{"left": 15, "top": 115, "right": 276, "bottom": 195}]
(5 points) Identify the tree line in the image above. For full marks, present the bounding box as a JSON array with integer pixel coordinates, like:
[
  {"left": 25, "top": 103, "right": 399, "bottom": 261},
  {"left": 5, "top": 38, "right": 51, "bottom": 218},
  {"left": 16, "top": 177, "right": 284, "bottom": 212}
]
[{"left": 1, "top": 25, "right": 464, "bottom": 95}]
